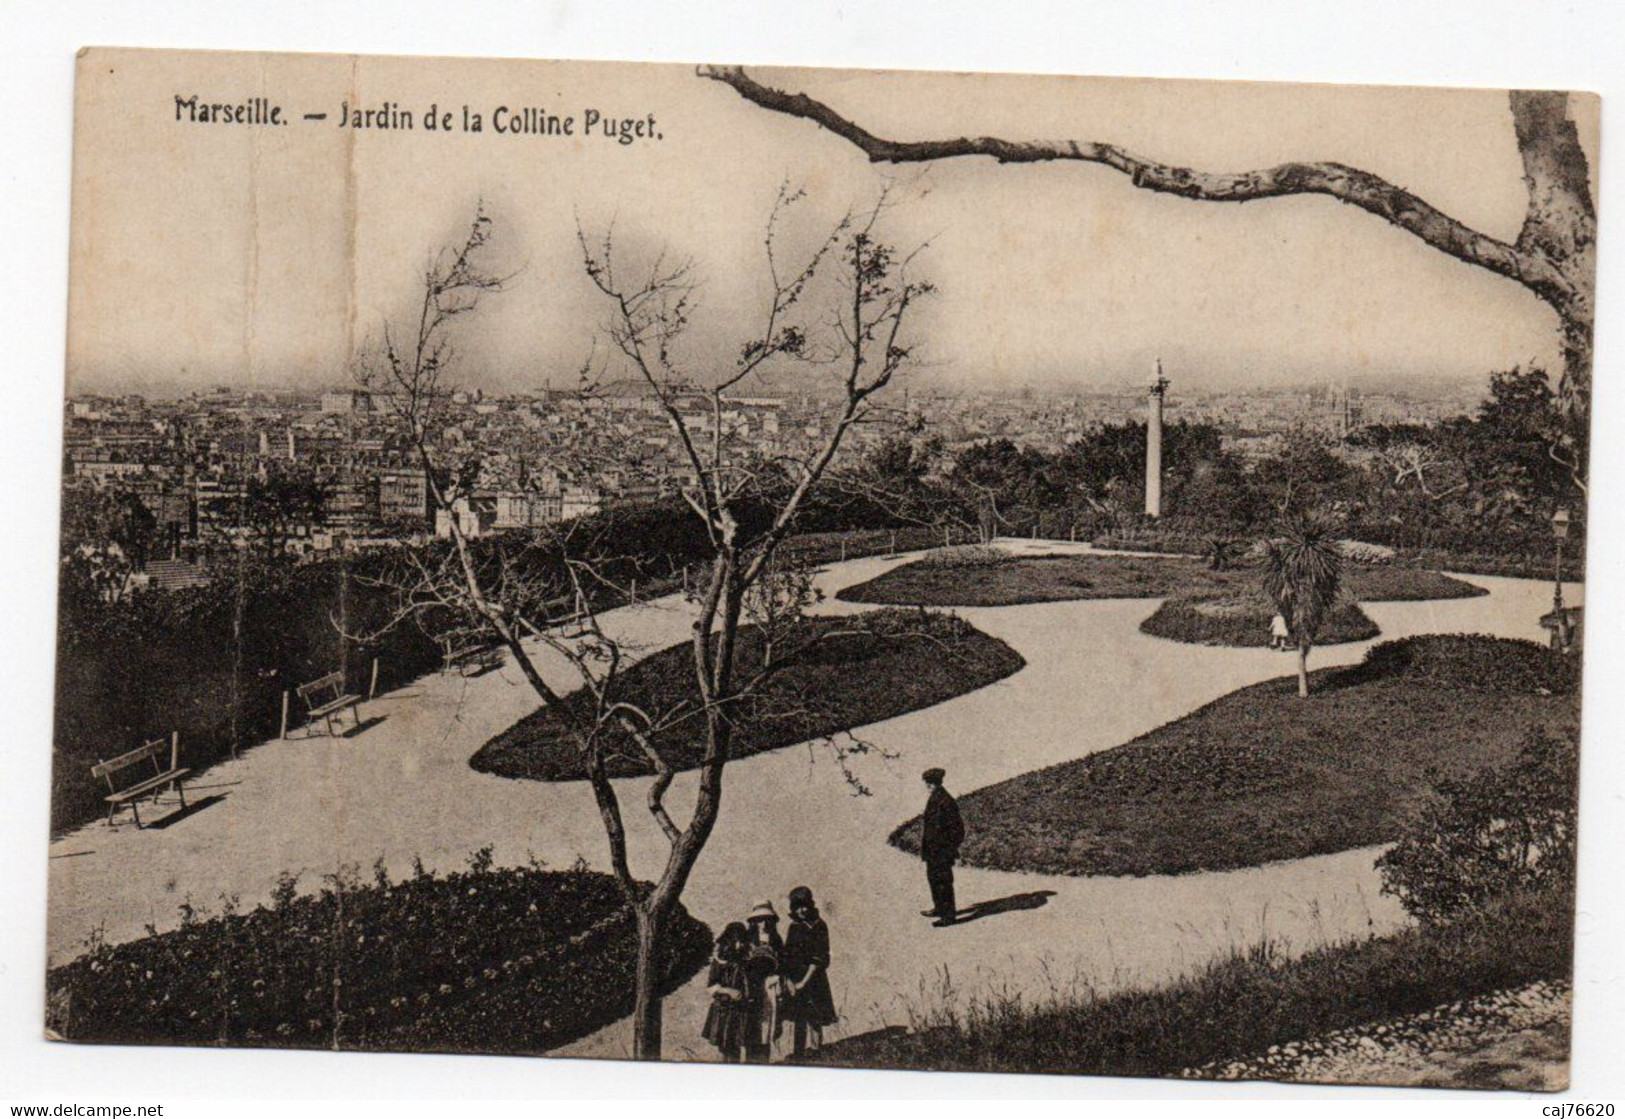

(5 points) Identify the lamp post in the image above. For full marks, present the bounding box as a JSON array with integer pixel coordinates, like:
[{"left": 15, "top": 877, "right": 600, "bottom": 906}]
[
  {"left": 1552, "top": 508, "right": 1571, "bottom": 614},
  {"left": 1551, "top": 508, "right": 1571, "bottom": 651}
]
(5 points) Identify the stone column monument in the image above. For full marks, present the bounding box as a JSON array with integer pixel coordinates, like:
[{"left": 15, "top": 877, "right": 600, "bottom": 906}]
[{"left": 1146, "top": 359, "right": 1170, "bottom": 518}]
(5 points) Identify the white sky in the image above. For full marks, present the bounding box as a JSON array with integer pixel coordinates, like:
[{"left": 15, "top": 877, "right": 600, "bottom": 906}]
[{"left": 65, "top": 51, "right": 1599, "bottom": 398}]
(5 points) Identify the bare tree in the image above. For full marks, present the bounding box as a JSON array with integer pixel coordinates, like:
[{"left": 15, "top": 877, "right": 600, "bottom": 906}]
[
  {"left": 355, "top": 191, "right": 933, "bottom": 1059},
  {"left": 698, "top": 68, "right": 1594, "bottom": 493},
  {"left": 575, "top": 185, "right": 931, "bottom": 1056}
]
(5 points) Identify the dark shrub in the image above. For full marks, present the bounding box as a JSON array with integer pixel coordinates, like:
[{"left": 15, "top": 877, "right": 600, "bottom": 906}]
[
  {"left": 1377, "top": 727, "right": 1579, "bottom": 924},
  {"left": 1357, "top": 635, "right": 1578, "bottom": 696}
]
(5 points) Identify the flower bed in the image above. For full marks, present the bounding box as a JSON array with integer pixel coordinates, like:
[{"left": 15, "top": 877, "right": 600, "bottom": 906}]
[
  {"left": 47, "top": 857, "right": 711, "bottom": 1054},
  {"left": 890, "top": 636, "right": 1578, "bottom": 877},
  {"left": 839, "top": 552, "right": 1480, "bottom": 614},
  {"left": 473, "top": 609, "right": 1024, "bottom": 782},
  {"left": 911, "top": 544, "right": 1012, "bottom": 569},
  {"left": 1140, "top": 595, "right": 1379, "bottom": 648}
]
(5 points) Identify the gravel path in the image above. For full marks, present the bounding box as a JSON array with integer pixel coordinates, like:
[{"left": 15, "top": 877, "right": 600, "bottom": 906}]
[
  {"left": 1184, "top": 980, "right": 1571, "bottom": 1091},
  {"left": 47, "top": 539, "right": 1580, "bottom": 1067}
]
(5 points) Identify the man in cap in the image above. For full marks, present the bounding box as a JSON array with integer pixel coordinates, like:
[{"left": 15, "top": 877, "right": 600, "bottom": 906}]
[{"left": 919, "top": 767, "right": 965, "bottom": 926}]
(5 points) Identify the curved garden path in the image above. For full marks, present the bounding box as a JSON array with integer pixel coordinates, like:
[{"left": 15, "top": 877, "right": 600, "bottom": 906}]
[{"left": 47, "top": 539, "right": 1581, "bottom": 1063}]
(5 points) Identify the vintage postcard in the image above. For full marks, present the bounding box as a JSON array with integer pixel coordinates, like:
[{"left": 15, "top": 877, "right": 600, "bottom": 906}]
[{"left": 50, "top": 47, "right": 1593, "bottom": 1090}]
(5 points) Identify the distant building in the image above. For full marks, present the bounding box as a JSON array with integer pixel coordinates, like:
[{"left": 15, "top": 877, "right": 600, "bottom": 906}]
[
  {"left": 378, "top": 469, "right": 429, "bottom": 525},
  {"left": 136, "top": 558, "right": 210, "bottom": 592},
  {"left": 494, "top": 492, "right": 563, "bottom": 529},
  {"left": 560, "top": 485, "right": 602, "bottom": 521},
  {"left": 321, "top": 391, "right": 371, "bottom": 414},
  {"left": 435, "top": 496, "right": 497, "bottom": 539},
  {"left": 325, "top": 478, "right": 377, "bottom": 529}
]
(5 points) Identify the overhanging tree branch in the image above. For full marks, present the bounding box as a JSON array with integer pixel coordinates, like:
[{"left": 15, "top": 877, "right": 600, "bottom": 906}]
[{"left": 697, "top": 66, "right": 1570, "bottom": 300}]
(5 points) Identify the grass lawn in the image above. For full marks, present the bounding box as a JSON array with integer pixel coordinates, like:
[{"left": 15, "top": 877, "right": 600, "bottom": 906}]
[
  {"left": 473, "top": 609, "right": 1025, "bottom": 782},
  {"left": 47, "top": 862, "right": 711, "bottom": 1054},
  {"left": 838, "top": 552, "right": 1483, "bottom": 609},
  {"left": 809, "top": 885, "right": 1571, "bottom": 1084},
  {"left": 890, "top": 636, "right": 1578, "bottom": 877}
]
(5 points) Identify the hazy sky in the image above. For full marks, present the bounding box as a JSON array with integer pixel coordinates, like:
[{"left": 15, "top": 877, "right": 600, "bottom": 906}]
[{"left": 65, "top": 50, "right": 1600, "bottom": 398}]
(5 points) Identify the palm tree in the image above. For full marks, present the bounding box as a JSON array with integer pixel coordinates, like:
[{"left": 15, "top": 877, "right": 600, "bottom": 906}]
[{"left": 1260, "top": 518, "right": 1344, "bottom": 698}]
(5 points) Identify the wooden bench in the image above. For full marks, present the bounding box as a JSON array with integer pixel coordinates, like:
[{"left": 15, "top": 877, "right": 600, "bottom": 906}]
[
  {"left": 92, "top": 734, "right": 189, "bottom": 828},
  {"left": 440, "top": 635, "right": 503, "bottom": 676},
  {"left": 296, "top": 671, "right": 363, "bottom": 737}
]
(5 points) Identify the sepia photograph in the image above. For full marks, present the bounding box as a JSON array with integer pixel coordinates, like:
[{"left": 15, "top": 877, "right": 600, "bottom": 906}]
[{"left": 27, "top": 32, "right": 1607, "bottom": 1099}]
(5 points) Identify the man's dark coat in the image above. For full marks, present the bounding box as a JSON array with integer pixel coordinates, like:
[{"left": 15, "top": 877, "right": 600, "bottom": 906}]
[{"left": 922, "top": 785, "right": 965, "bottom": 862}]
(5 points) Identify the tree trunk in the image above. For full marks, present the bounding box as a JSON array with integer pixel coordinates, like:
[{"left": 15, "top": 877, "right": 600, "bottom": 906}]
[
  {"left": 631, "top": 904, "right": 664, "bottom": 1060},
  {"left": 1297, "top": 641, "right": 1310, "bottom": 698}
]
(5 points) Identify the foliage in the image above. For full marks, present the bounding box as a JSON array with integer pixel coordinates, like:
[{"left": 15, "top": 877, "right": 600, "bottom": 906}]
[
  {"left": 241, "top": 469, "right": 329, "bottom": 560},
  {"left": 1377, "top": 727, "right": 1579, "bottom": 924},
  {"left": 740, "top": 554, "right": 823, "bottom": 671},
  {"left": 811, "top": 885, "right": 1572, "bottom": 1080},
  {"left": 1260, "top": 519, "right": 1344, "bottom": 645},
  {"left": 47, "top": 861, "right": 712, "bottom": 1052},
  {"left": 1091, "top": 530, "right": 1209, "bottom": 557},
  {"left": 1356, "top": 634, "right": 1579, "bottom": 696},
  {"left": 890, "top": 636, "right": 1577, "bottom": 877},
  {"left": 473, "top": 610, "right": 1024, "bottom": 782},
  {"left": 59, "top": 487, "right": 159, "bottom": 604},
  {"left": 1259, "top": 517, "right": 1345, "bottom": 695},
  {"left": 52, "top": 551, "right": 446, "bottom": 834},
  {"left": 1338, "top": 539, "right": 1396, "bottom": 565},
  {"left": 1141, "top": 597, "right": 1378, "bottom": 648},
  {"left": 826, "top": 367, "right": 1588, "bottom": 575}
]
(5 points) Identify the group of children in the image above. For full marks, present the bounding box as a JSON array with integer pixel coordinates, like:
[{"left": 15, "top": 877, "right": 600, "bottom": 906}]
[{"left": 701, "top": 885, "right": 837, "bottom": 1062}]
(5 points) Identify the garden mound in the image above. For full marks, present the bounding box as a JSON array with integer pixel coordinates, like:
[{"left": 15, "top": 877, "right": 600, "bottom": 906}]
[
  {"left": 47, "top": 858, "right": 710, "bottom": 1055},
  {"left": 889, "top": 635, "right": 1577, "bottom": 877},
  {"left": 838, "top": 551, "right": 1483, "bottom": 612},
  {"left": 473, "top": 609, "right": 1025, "bottom": 782},
  {"left": 1140, "top": 595, "right": 1378, "bottom": 648}
]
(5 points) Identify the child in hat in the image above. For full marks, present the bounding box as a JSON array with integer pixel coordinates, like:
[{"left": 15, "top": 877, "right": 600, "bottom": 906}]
[{"left": 780, "top": 886, "right": 837, "bottom": 1057}]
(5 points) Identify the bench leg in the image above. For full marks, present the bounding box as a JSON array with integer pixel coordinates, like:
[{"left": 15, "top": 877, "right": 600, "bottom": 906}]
[
  {"left": 176, "top": 781, "right": 187, "bottom": 811},
  {"left": 131, "top": 801, "right": 142, "bottom": 829}
]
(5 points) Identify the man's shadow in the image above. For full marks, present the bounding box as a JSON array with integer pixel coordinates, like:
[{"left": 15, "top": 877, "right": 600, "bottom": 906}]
[{"left": 949, "top": 890, "right": 1056, "bottom": 925}]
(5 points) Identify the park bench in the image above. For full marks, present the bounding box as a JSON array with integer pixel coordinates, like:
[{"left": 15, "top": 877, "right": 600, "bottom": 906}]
[
  {"left": 296, "top": 670, "right": 363, "bottom": 737},
  {"left": 440, "top": 636, "right": 503, "bottom": 676},
  {"left": 92, "top": 734, "right": 189, "bottom": 828}
]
